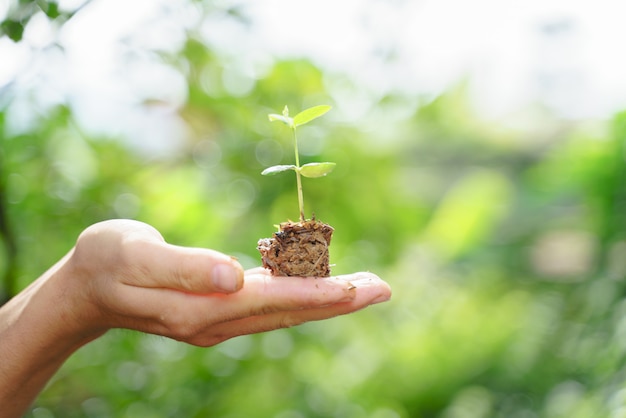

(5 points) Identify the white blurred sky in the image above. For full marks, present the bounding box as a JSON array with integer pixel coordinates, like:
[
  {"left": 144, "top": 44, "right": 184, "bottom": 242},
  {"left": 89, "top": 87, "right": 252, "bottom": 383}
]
[
  {"left": 248, "top": 0, "right": 626, "bottom": 120},
  {"left": 2, "top": 0, "right": 626, "bottom": 147}
]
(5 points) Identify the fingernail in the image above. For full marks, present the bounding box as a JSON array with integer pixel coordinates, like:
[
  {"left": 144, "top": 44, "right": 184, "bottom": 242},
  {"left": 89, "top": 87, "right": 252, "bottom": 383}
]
[{"left": 212, "top": 263, "right": 241, "bottom": 293}]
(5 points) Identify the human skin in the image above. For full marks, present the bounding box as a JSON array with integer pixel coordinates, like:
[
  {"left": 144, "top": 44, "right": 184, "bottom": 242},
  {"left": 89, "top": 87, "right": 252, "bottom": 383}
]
[{"left": 0, "top": 220, "right": 391, "bottom": 417}]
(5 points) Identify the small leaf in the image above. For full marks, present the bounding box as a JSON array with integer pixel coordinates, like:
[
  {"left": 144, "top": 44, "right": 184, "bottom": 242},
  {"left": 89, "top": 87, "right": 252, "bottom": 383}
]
[
  {"left": 1, "top": 20, "right": 25, "bottom": 42},
  {"left": 299, "top": 162, "right": 336, "bottom": 178},
  {"left": 261, "top": 165, "right": 297, "bottom": 175},
  {"left": 293, "top": 105, "right": 331, "bottom": 127},
  {"left": 268, "top": 113, "right": 293, "bottom": 127},
  {"left": 42, "top": 1, "right": 60, "bottom": 18}
]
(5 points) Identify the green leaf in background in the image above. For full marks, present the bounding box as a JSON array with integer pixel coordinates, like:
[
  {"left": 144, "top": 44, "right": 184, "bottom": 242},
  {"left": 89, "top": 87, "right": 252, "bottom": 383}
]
[
  {"left": 261, "top": 165, "right": 297, "bottom": 175},
  {"left": 420, "top": 170, "right": 511, "bottom": 260},
  {"left": 43, "top": 2, "right": 60, "bottom": 19},
  {"left": 293, "top": 105, "right": 331, "bottom": 127},
  {"left": 299, "top": 162, "right": 336, "bottom": 178},
  {"left": 0, "top": 20, "right": 24, "bottom": 42}
]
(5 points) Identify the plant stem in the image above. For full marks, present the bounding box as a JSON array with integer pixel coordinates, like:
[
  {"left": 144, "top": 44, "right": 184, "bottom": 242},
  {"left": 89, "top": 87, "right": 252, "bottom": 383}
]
[{"left": 292, "top": 127, "right": 305, "bottom": 222}]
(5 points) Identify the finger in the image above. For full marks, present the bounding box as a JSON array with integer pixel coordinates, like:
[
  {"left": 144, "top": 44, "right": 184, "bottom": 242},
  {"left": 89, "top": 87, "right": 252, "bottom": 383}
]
[
  {"left": 215, "top": 269, "right": 360, "bottom": 321},
  {"left": 124, "top": 239, "right": 244, "bottom": 294},
  {"left": 110, "top": 270, "right": 364, "bottom": 337},
  {"left": 189, "top": 272, "right": 392, "bottom": 346}
]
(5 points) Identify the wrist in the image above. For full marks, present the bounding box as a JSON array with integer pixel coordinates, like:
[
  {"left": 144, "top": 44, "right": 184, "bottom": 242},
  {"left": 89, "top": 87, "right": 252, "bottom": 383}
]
[
  {"left": 44, "top": 249, "right": 109, "bottom": 346},
  {"left": 0, "top": 250, "right": 104, "bottom": 417}
]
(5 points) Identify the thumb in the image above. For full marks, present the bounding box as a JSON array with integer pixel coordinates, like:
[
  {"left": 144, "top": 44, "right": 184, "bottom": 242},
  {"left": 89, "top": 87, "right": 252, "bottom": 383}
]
[{"left": 125, "top": 239, "right": 245, "bottom": 294}]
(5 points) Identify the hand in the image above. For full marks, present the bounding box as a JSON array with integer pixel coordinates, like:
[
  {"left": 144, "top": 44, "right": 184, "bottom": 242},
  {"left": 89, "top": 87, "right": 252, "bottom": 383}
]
[
  {"left": 0, "top": 219, "right": 391, "bottom": 417},
  {"left": 63, "top": 219, "right": 392, "bottom": 346}
]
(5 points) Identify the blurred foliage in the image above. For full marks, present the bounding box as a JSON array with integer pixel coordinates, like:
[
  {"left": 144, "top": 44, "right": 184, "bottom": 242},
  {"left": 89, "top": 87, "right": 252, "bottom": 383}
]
[
  {"left": 0, "top": 0, "right": 75, "bottom": 41},
  {"left": 2, "top": 2, "right": 626, "bottom": 418}
]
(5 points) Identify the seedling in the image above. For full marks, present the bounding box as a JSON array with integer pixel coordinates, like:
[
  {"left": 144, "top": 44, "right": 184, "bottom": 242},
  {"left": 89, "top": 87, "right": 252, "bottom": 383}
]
[
  {"left": 257, "top": 104, "right": 336, "bottom": 277},
  {"left": 262, "top": 105, "right": 335, "bottom": 222}
]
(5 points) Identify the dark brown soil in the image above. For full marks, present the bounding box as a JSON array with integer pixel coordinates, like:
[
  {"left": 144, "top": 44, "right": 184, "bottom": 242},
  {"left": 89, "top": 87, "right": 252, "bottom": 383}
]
[{"left": 257, "top": 219, "right": 334, "bottom": 277}]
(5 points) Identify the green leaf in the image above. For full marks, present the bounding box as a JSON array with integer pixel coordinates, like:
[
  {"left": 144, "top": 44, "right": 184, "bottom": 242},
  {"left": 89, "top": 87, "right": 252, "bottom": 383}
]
[
  {"left": 293, "top": 105, "right": 331, "bottom": 127},
  {"left": 44, "top": 2, "right": 60, "bottom": 19},
  {"left": 268, "top": 113, "right": 293, "bottom": 127},
  {"left": 299, "top": 162, "right": 336, "bottom": 178},
  {"left": 261, "top": 165, "right": 297, "bottom": 175},
  {"left": 1, "top": 20, "right": 25, "bottom": 42},
  {"left": 268, "top": 105, "right": 294, "bottom": 127}
]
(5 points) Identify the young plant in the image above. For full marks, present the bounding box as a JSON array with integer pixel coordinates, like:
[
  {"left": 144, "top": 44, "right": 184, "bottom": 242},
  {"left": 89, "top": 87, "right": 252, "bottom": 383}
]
[{"left": 262, "top": 105, "right": 335, "bottom": 223}]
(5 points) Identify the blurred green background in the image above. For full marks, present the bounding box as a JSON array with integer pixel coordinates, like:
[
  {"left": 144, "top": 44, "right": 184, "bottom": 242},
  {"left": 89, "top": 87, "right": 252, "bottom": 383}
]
[{"left": 2, "top": 1, "right": 626, "bottom": 417}]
